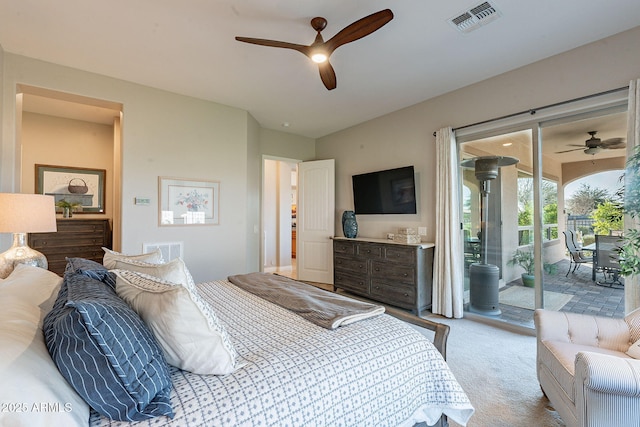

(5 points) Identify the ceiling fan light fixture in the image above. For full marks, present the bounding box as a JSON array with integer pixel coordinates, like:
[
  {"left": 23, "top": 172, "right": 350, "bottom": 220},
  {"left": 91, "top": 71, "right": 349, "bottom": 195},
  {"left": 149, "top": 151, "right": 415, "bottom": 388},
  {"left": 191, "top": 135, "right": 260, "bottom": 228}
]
[
  {"left": 584, "top": 146, "right": 602, "bottom": 155},
  {"left": 311, "top": 52, "right": 328, "bottom": 63}
]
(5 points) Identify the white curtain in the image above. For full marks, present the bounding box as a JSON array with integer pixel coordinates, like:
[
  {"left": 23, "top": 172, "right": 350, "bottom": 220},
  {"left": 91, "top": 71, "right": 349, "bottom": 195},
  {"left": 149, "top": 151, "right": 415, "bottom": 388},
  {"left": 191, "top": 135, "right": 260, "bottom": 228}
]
[
  {"left": 626, "top": 79, "right": 640, "bottom": 313},
  {"left": 432, "top": 127, "right": 464, "bottom": 318}
]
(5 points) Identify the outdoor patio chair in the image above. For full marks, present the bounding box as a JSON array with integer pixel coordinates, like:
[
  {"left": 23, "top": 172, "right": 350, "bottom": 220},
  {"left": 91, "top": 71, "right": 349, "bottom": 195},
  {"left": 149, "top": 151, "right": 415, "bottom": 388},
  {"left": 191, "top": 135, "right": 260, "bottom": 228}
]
[
  {"left": 563, "top": 230, "right": 593, "bottom": 277},
  {"left": 595, "top": 234, "right": 624, "bottom": 288}
]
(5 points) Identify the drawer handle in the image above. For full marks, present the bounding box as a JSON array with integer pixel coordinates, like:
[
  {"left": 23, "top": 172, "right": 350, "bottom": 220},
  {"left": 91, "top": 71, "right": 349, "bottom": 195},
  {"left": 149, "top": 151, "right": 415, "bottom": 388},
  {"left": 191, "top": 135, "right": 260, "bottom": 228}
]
[
  {"left": 374, "top": 286, "right": 380, "bottom": 290},
  {"left": 374, "top": 268, "right": 379, "bottom": 272},
  {"left": 358, "top": 264, "right": 364, "bottom": 269},
  {"left": 403, "top": 273, "right": 408, "bottom": 277},
  {"left": 404, "top": 293, "right": 409, "bottom": 297}
]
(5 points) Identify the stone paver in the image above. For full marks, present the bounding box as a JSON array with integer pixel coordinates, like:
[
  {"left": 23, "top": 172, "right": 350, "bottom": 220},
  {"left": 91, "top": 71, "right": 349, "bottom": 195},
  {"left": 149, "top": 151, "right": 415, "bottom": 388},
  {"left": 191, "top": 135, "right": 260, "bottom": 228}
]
[{"left": 471, "top": 259, "right": 625, "bottom": 328}]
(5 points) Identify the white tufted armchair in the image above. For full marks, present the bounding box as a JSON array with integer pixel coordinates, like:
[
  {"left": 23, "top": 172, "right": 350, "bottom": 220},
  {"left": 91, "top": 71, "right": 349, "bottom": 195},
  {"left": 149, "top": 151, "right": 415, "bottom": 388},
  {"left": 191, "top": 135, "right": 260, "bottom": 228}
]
[{"left": 534, "top": 308, "right": 640, "bottom": 427}]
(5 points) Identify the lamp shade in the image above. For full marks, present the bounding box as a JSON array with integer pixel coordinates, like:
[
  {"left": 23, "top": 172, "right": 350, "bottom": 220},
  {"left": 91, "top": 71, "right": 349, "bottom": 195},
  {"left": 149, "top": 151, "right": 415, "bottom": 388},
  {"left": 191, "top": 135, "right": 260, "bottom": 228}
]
[{"left": 0, "top": 193, "right": 57, "bottom": 233}]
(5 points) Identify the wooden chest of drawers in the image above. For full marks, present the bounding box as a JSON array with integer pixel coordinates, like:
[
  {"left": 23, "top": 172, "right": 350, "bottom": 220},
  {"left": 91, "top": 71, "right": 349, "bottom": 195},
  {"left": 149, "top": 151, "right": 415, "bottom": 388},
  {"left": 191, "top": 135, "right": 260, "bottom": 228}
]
[
  {"left": 29, "top": 219, "right": 112, "bottom": 276},
  {"left": 333, "top": 237, "right": 434, "bottom": 314}
]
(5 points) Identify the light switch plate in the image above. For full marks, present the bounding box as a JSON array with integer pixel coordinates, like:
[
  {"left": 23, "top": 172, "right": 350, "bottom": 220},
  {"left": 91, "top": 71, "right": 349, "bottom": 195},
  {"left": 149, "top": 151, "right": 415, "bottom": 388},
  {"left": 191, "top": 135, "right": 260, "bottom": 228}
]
[{"left": 135, "top": 197, "right": 151, "bottom": 205}]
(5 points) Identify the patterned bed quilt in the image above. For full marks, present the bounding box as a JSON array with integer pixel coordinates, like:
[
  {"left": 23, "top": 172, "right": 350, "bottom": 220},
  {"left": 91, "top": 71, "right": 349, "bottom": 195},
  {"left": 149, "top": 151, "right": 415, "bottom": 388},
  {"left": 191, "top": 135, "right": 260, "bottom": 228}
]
[{"left": 89, "top": 278, "right": 474, "bottom": 427}]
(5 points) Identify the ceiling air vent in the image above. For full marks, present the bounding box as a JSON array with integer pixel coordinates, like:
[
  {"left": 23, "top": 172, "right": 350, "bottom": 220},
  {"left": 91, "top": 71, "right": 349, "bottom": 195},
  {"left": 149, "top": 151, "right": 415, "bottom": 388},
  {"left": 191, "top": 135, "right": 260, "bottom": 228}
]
[{"left": 449, "top": 1, "right": 502, "bottom": 34}]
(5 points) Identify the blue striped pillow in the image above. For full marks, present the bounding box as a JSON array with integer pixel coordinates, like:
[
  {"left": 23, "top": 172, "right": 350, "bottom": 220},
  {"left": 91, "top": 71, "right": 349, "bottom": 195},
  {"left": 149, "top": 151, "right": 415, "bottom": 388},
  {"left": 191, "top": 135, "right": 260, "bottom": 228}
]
[
  {"left": 43, "top": 273, "right": 174, "bottom": 421},
  {"left": 65, "top": 257, "right": 117, "bottom": 289}
]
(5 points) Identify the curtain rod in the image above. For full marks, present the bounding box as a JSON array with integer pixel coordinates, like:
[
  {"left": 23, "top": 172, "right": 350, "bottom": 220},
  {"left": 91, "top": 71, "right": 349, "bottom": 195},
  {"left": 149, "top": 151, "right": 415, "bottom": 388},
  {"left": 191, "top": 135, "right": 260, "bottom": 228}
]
[{"left": 432, "top": 85, "right": 629, "bottom": 137}]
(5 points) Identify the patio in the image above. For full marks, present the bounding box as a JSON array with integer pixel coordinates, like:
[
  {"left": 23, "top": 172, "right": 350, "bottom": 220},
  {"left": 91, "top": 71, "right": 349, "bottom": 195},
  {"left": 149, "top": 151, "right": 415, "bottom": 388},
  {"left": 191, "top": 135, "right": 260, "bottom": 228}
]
[{"left": 482, "top": 258, "right": 625, "bottom": 328}]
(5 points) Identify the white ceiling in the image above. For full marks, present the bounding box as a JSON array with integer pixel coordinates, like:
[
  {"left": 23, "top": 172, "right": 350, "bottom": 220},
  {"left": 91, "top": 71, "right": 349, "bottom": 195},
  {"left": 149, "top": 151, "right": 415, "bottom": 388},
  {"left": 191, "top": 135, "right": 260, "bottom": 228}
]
[{"left": 2, "top": 1, "right": 639, "bottom": 138}]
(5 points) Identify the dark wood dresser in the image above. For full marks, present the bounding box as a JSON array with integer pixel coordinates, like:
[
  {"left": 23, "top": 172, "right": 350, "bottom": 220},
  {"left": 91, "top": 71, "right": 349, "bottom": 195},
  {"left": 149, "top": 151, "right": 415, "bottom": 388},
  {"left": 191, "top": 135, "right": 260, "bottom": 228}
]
[
  {"left": 333, "top": 237, "right": 434, "bottom": 314},
  {"left": 28, "top": 219, "right": 112, "bottom": 276}
]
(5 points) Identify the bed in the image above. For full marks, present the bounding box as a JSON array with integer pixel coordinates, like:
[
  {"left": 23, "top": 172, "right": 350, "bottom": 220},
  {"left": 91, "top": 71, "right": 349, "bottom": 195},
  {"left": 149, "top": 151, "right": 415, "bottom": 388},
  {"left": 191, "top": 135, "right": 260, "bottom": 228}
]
[{"left": 0, "top": 255, "right": 474, "bottom": 427}]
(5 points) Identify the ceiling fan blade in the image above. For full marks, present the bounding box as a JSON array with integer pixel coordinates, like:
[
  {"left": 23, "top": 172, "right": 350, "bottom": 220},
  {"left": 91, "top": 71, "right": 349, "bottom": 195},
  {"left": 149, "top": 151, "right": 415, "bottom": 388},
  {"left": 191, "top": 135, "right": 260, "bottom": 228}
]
[
  {"left": 556, "top": 147, "right": 586, "bottom": 153},
  {"left": 235, "top": 37, "right": 310, "bottom": 56},
  {"left": 324, "top": 9, "right": 394, "bottom": 54},
  {"left": 601, "top": 137, "right": 626, "bottom": 149},
  {"left": 318, "top": 60, "right": 337, "bottom": 90},
  {"left": 607, "top": 143, "right": 627, "bottom": 149}
]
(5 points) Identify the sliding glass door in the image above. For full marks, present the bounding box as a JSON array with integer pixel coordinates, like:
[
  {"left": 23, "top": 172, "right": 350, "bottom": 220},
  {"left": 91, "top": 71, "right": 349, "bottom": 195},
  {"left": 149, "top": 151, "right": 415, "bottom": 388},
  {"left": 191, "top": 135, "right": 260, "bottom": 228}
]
[
  {"left": 458, "top": 105, "right": 627, "bottom": 327},
  {"left": 460, "top": 129, "right": 539, "bottom": 326}
]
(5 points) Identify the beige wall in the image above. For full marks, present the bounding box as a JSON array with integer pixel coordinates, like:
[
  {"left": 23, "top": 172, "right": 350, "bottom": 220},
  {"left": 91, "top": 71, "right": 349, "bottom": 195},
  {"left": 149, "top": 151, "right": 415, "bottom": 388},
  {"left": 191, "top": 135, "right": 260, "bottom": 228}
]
[
  {"left": 2, "top": 55, "right": 262, "bottom": 281},
  {"left": 20, "top": 112, "right": 115, "bottom": 219},
  {"left": 260, "top": 128, "right": 315, "bottom": 161},
  {"left": 316, "top": 26, "right": 640, "bottom": 243}
]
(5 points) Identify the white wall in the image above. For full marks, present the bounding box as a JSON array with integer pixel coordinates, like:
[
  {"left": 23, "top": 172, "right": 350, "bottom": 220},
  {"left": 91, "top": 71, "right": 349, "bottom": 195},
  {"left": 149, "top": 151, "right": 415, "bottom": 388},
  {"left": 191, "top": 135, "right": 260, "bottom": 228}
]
[{"left": 316, "top": 26, "right": 640, "bottom": 243}]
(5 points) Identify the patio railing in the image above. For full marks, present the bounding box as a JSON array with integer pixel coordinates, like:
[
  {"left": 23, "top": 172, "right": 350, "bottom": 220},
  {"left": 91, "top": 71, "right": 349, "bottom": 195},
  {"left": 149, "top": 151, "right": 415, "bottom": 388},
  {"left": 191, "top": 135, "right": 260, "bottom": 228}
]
[{"left": 518, "top": 223, "right": 558, "bottom": 246}]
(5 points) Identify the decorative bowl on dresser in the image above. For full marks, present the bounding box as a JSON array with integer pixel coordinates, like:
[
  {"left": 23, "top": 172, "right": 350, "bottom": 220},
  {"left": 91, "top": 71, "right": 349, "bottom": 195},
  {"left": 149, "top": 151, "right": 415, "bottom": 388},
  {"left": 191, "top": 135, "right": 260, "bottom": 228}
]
[
  {"left": 333, "top": 237, "right": 434, "bottom": 314},
  {"left": 28, "top": 219, "right": 112, "bottom": 276}
]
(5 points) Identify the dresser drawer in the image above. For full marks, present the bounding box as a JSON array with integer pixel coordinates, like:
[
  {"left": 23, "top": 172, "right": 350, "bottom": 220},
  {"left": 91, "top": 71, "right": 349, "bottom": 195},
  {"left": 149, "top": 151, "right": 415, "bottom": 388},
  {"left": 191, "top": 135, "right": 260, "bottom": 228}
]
[
  {"left": 384, "top": 245, "right": 415, "bottom": 262},
  {"left": 334, "top": 256, "right": 368, "bottom": 275},
  {"left": 370, "top": 281, "right": 416, "bottom": 309},
  {"left": 30, "top": 234, "right": 107, "bottom": 250},
  {"left": 334, "top": 239, "right": 356, "bottom": 255},
  {"left": 371, "top": 260, "right": 415, "bottom": 285},
  {"left": 56, "top": 221, "right": 108, "bottom": 234},
  {"left": 356, "top": 243, "right": 382, "bottom": 258},
  {"left": 334, "top": 271, "right": 368, "bottom": 294}
]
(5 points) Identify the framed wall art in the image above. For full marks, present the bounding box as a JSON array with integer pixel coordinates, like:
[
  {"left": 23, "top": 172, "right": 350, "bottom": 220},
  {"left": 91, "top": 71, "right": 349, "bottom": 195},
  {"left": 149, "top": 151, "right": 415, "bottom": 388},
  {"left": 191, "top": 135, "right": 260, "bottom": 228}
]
[
  {"left": 35, "top": 164, "right": 106, "bottom": 213},
  {"left": 158, "top": 177, "right": 219, "bottom": 226}
]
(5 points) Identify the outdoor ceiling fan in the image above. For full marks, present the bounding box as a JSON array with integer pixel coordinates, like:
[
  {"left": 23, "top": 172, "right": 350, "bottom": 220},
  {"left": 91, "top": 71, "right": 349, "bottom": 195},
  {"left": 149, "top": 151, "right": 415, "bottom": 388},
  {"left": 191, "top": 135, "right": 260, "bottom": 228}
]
[
  {"left": 235, "top": 9, "right": 394, "bottom": 90},
  {"left": 556, "top": 131, "right": 627, "bottom": 155}
]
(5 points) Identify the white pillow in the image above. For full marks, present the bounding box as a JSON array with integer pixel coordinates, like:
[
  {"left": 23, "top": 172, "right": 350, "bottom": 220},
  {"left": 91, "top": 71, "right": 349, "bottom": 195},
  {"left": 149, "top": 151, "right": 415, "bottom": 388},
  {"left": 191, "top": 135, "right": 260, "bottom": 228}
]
[
  {"left": 110, "top": 257, "right": 195, "bottom": 289},
  {"left": 113, "top": 269, "right": 237, "bottom": 375},
  {"left": 102, "top": 247, "right": 164, "bottom": 269},
  {"left": 627, "top": 338, "right": 640, "bottom": 359},
  {"left": 0, "top": 264, "right": 90, "bottom": 427}
]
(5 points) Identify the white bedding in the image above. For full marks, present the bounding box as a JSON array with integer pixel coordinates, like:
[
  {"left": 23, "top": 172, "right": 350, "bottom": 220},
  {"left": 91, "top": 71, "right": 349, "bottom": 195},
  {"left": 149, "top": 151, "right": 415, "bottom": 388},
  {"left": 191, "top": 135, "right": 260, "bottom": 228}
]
[{"left": 90, "top": 279, "right": 474, "bottom": 427}]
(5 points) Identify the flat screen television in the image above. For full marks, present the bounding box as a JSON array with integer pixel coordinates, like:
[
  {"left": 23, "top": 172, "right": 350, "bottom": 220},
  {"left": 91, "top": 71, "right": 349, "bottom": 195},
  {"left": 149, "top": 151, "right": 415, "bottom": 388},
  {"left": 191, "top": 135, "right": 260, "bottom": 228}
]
[{"left": 352, "top": 166, "right": 417, "bottom": 214}]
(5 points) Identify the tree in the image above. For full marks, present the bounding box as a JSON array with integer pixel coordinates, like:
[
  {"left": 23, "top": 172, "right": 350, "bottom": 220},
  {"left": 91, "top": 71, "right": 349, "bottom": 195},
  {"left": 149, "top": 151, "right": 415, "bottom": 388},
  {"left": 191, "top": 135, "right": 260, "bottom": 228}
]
[
  {"left": 619, "top": 145, "right": 640, "bottom": 276},
  {"left": 591, "top": 200, "right": 623, "bottom": 235},
  {"left": 566, "top": 183, "right": 611, "bottom": 216}
]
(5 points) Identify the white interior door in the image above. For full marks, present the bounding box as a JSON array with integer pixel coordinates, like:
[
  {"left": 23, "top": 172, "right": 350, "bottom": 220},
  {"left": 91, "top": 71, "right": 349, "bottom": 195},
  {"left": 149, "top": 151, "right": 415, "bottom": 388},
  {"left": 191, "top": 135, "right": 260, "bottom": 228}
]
[{"left": 297, "top": 159, "right": 335, "bottom": 283}]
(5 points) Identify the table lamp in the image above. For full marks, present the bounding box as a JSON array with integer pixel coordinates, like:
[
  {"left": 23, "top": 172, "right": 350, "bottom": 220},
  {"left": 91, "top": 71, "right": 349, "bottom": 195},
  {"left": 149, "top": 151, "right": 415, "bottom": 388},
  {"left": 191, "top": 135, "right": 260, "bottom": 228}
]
[{"left": 0, "top": 193, "right": 57, "bottom": 279}]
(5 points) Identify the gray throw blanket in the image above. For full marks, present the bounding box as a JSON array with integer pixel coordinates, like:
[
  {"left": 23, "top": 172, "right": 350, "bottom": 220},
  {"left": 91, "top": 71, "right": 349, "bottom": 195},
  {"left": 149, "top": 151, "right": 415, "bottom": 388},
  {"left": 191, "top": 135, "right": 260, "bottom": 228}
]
[{"left": 227, "top": 272, "right": 385, "bottom": 329}]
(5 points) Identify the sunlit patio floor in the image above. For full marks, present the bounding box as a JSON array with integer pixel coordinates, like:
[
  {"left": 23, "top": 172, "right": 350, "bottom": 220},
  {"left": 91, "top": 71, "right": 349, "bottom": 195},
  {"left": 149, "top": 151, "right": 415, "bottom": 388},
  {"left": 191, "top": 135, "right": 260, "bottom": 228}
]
[{"left": 467, "top": 259, "right": 625, "bottom": 329}]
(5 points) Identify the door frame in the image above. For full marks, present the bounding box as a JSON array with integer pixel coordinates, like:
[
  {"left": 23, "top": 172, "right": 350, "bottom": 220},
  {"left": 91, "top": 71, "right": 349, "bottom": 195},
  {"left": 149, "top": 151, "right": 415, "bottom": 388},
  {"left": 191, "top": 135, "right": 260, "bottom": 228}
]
[{"left": 261, "top": 155, "right": 300, "bottom": 274}]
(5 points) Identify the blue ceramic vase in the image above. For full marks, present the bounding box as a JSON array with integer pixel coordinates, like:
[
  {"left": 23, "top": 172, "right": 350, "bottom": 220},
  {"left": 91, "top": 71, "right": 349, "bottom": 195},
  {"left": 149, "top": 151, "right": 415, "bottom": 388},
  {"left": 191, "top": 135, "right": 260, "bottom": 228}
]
[{"left": 342, "top": 210, "right": 358, "bottom": 238}]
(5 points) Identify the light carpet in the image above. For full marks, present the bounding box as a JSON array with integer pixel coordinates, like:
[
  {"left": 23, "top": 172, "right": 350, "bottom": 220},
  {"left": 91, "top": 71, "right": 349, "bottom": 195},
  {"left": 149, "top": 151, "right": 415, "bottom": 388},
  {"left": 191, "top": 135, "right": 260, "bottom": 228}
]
[
  {"left": 499, "top": 286, "right": 573, "bottom": 311},
  {"left": 414, "top": 315, "right": 565, "bottom": 427}
]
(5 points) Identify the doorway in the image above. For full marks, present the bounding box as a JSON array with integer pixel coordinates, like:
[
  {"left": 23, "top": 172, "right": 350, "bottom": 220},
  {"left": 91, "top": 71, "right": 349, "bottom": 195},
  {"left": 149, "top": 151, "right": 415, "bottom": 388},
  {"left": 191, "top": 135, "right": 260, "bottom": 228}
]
[
  {"left": 262, "top": 157, "right": 298, "bottom": 279},
  {"left": 16, "top": 85, "right": 123, "bottom": 248}
]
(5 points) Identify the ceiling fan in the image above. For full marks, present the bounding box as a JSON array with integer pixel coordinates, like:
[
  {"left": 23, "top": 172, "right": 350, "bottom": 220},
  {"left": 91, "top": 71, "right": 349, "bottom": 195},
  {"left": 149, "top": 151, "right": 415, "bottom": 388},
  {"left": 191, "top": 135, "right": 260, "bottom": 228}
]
[
  {"left": 555, "top": 131, "right": 627, "bottom": 155},
  {"left": 235, "top": 9, "right": 394, "bottom": 90}
]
